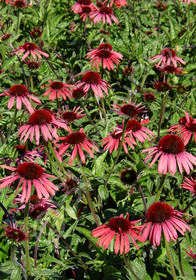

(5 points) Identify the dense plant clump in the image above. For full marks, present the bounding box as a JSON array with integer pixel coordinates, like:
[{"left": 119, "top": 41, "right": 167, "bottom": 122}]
[{"left": 0, "top": 0, "right": 195, "bottom": 279}]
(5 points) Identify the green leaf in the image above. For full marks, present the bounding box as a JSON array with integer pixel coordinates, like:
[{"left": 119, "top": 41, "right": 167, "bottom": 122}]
[{"left": 98, "top": 185, "right": 109, "bottom": 200}]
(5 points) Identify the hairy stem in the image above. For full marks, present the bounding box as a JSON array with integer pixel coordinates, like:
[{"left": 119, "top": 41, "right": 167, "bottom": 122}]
[
  {"left": 157, "top": 92, "right": 168, "bottom": 140},
  {"left": 155, "top": 174, "right": 166, "bottom": 202},
  {"left": 164, "top": 235, "right": 177, "bottom": 280}
]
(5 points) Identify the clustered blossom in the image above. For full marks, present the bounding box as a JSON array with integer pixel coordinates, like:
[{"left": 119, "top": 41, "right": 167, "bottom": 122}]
[
  {"left": 143, "top": 134, "right": 196, "bottom": 176},
  {"left": 142, "top": 202, "right": 191, "bottom": 246},
  {"left": 92, "top": 213, "right": 144, "bottom": 254},
  {"left": 0, "top": 162, "right": 59, "bottom": 202},
  {"left": 90, "top": 6, "right": 119, "bottom": 25}
]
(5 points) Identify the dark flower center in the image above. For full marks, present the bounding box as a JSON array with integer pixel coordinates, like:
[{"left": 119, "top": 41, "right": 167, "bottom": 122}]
[
  {"left": 29, "top": 205, "right": 47, "bottom": 219},
  {"left": 186, "top": 120, "right": 196, "bottom": 132},
  {"left": 14, "top": 145, "right": 27, "bottom": 155},
  {"left": 155, "top": 82, "right": 170, "bottom": 92},
  {"left": 158, "top": 135, "right": 185, "bottom": 154},
  {"left": 161, "top": 48, "right": 176, "bottom": 58},
  {"left": 162, "top": 65, "right": 176, "bottom": 73},
  {"left": 120, "top": 104, "right": 138, "bottom": 116},
  {"left": 177, "top": 85, "right": 186, "bottom": 95},
  {"left": 72, "top": 87, "right": 86, "bottom": 99},
  {"left": 30, "top": 28, "right": 42, "bottom": 38},
  {"left": 98, "top": 43, "right": 113, "bottom": 51},
  {"left": 17, "top": 162, "right": 44, "bottom": 180},
  {"left": 120, "top": 168, "right": 137, "bottom": 185},
  {"left": 50, "top": 81, "right": 64, "bottom": 90},
  {"left": 62, "top": 112, "right": 77, "bottom": 121},
  {"left": 100, "top": 7, "right": 112, "bottom": 14},
  {"left": 29, "top": 109, "right": 53, "bottom": 125},
  {"left": 6, "top": 229, "right": 27, "bottom": 242},
  {"left": 22, "top": 42, "right": 37, "bottom": 51},
  {"left": 97, "top": 49, "right": 111, "bottom": 58},
  {"left": 126, "top": 120, "right": 142, "bottom": 132},
  {"left": 1, "top": 33, "right": 11, "bottom": 41},
  {"left": 26, "top": 61, "right": 40, "bottom": 69},
  {"left": 79, "top": 0, "right": 91, "bottom": 4},
  {"left": 65, "top": 178, "right": 78, "bottom": 190},
  {"left": 9, "top": 85, "right": 28, "bottom": 96},
  {"left": 179, "top": 117, "right": 186, "bottom": 125},
  {"left": 65, "top": 132, "right": 86, "bottom": 144},
  {"left": 30, "top": 195, "right": 42, "bottom": 204},
  {"left": 82, "top": 5, "right": 91, "bottom": 13},
  {"left": 147, "top": 202, "right": 173, "bottom": 223},
  {"left": 83, "top": 71, "right": 101, "bottom": 84},
  {"left": 108, "top": 217, "right": 130, "bottom": 233},
  {"left": 112, "top": 131, "right": 122, "bottom": 139},
  {"left": 144, "top": 93, "right": 156, "bottom": 103},
  {"left": 14, "top": 0, "right": 25, "bottom": 7}
]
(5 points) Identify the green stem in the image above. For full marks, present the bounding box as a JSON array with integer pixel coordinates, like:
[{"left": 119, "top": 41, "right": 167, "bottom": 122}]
[
  {"left": 157, "top": 92, "right": 168, "bottom": 140},
  {"left": 104, "top": 118, "right": 129, "bottom": 188},
  {"left": 78, "top": 157, "right": 100, "bottom": 226},
  {"left": 155, "top": 174, "right": 166, "bottom": 202},
  {"left": 24, "top": 201, "right": 31, "bottom": 278},
  {"left": 176, "top": 239, "right": 185, "bottom": 277},
  {"left": 47, "top": 141, "right": 67, "bottom": 176},
  {"left": 123, "top": 254, "right": 141, "bottom": 280},
  {"left": 164, "top": 235, "right": 177, "bottom": 280},
  {"left": 136, "top": 183, "right": 147, "bottom": 214},
  {"left": 80, "top": 100, "right": 100, "bottom": 134},
  {"left": 5, "top": 108, "right": 17, "bottom": 143},
  {"left": 183, "top": 196, "right": 196, "bottom": 212}
]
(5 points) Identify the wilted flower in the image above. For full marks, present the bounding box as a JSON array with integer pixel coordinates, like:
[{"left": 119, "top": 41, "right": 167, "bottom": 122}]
[
  {"left": 24, "top": 59, "right": 41, "bottom": 69},
  {"left": 1, "top": 33, "right": 11, "bottom": 41},
  {"left": 156, "top": 65, "right": 184, "bottom": 75},
  {"left": 29, "top": 27, "right": 43, "bottom": 38},
  {"left": 152, "top": 79, "right": 171, "bottom": 92},
  {"left": 120, "top": 168, "right": 137, "bottom": 185},
  {"left": 92, "top": 213, "right": 144, "bottom": 254},
  {"left": 143, "top": 92, "right": 156, "bottom": 103},
  {"left": 71, "top": 85, "right": 87, "bottom": 99}
]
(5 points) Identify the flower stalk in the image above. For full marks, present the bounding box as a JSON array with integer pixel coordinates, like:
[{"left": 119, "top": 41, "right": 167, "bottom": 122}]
[
  {"left": 164, "top": 235, "right": 177, "bottom": 280},
  {"left": 123, "top": 254, "right": 141, "bottom": 280},
  {"left": 24, "top": 201, "right": 31, "bottom": 278}
]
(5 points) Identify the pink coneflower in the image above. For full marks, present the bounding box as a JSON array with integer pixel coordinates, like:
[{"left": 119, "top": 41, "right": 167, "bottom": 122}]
[
  {"left": 142, "top": 134, "right": 196, "bottom": 176},
  {"left": 79, "top": 4, "right": 94, "bottom": 21},
  {"left": 86, "top": 43, "right": 123, "bottom": 70},
  {"left": 24, "top": 59, "right": 41, "bottom": 69},
  {"left": 90, "top": 6, "right": 119, "bottom": 25},
  {"left": 41, "top": 80, "right": 72, "bottom": 101},
  {"left": 71, "top": 85, "right": 87, "bottom": 99},
  {"left": 58, "top": 128, "right": 99, "bottom": 164},
  {"left": 0, "top": 84, "right": 41, "bottom": 113},
  {"left": 179, "top": 0, "right": 196, "bottom": 4},
  {"left": 113, "top": 99, "right": 146, "bottom": 118},
  {"left": 108, "top": 0, "right": 128, "bottom": 8},
  {"left": 149, "top": 48, "right": 186, "bottom": 68},
  {"left": 71, "top": 0, "right": 97, "bottom": 14},
  {"left": 181, "top": 176, "right": 196, "bottom": 195},
  {"left": 76, "top": 71, "right": 109, "bottom": 98},
  {"left": 0, "top": 162, "right": 58, "bottom": 202},
  {"left": 184, "top": 247, "right": 196, "bottom": 259},
  {"left": 10, "top": 42, "right": 49, "bottom": 61},
  {"left": 156, "top": 65, "right": 184, "bottom": 75},
  {"left": 168, "top": 112, "right": 196, "bottom": 145},
  {"left": 101, "top": 127, "right": 135, "bottom": 154},
  {"left": 58, "top": 106, "right": 85, "bottom": 124},
  {"left": 125, "top": 119, "right": 155, "bottom": 143},
  {"left": 4, "top": 222, "right": 30, "bottom": 242},
  {"left": 142, "top": 202, "right": 191, "bottom": 246},
  {"left": 92, "top": 213, "right": 144, "bottom": 254},
  {"left": 9, "top": 0, "right": 30, "bottom": 8},
  {"left": 18, "top": 109, "right": 69, "bottom": 145}
]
